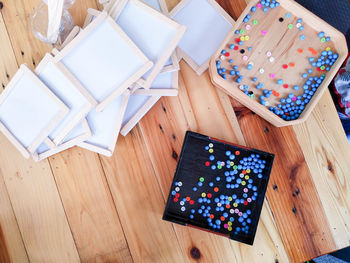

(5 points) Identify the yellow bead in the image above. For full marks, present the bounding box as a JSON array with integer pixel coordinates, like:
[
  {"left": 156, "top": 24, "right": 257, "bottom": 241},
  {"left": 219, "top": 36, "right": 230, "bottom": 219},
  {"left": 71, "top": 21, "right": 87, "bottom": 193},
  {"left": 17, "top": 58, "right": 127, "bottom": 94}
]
[
  {"left": 246, "top": 169, "right": 251, "bottom": 173},
  {"left": 230, "top": 162, "right": 234, "bottom": 166},
  {"left": 201, "top": 193, "right": 206, "bottom": 197},
  {"left": 228, "top": 227, "right": 232, "bottom": 231},
  {"left": 240, "top": 36, "right": 245, "bottom": 41},
  {"left": 245, "top": 36, "right": 249, "bottom": 41},
  {"left": 326, "top": 47, "right": 331, "bottom": 51},
  {"left": 245, "top": 175, "right": 249, "bottom": 180},
  {"left": 228, "top": 221, "right": 232, "bottom": 226},
  {"left": 209, "top": 149, "right": 213, "bottom": 153},
  {"left": 233, "top": 203, "right": 238, "bottom": 207},
  {"left": 242, "top": 181, "right": 246, "bottom": 186}
]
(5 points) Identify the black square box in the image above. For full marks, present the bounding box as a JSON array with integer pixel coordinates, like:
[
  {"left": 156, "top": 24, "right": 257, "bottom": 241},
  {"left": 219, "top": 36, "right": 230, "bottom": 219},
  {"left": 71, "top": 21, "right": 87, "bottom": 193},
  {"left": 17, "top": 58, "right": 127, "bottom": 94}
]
[{"left": 163, "top": 131, "right": 275, "bottom": 245}]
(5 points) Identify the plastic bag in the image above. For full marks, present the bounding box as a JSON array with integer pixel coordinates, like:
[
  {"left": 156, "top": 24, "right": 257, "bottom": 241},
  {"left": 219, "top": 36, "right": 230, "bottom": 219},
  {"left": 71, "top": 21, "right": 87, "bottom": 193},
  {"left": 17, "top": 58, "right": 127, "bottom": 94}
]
[{"left": 30, "top": 0, "right": 76, "bottom": 45}]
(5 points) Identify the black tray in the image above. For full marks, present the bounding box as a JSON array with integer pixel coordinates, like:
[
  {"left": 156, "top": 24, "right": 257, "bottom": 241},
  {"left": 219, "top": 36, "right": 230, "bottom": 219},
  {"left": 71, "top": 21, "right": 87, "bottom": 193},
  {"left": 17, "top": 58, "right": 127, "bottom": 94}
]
[{"left": 163, "top": 131, "right": 275, "bottom": 245}]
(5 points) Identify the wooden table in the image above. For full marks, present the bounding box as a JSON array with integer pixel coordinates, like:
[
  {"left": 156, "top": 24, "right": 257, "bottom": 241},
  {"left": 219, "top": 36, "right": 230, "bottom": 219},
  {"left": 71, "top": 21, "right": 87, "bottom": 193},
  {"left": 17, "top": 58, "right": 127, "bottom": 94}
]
[{"left": 0, "top": 0, "right": 349, "bottom": 262}]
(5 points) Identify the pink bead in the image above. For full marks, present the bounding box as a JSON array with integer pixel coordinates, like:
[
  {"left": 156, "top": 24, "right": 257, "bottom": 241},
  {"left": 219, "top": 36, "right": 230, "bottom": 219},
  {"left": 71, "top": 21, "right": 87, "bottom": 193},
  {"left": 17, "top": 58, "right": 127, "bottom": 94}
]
[
  {"left": 247, "top": 198, "right": 252, "bottom": 202},
  {"left": 257, "top": 3, "right": 262, "bottom": 8},
  {"left": 243, "top": 188, "right": 248, "bottom": 193},
  {"left": 246, "top": 24, "right": 251, "bottom": 30},
  {"left": 235, "top": 209, "right": 239, "bottom": 213},
  {"left": 292, "top": 96, "right": 297, "bottom": 101},
  {"left": 270, "top": 73, "right": 275, "bottom": 79},
  {"left": 243, "top": 55, "right": 248, "bottom": 61},
  {"left": 262, "top": 30, "right": 267, "bottom": 35},
  {"left": 238, "top": 212, "right": 243, "bottom": 216},
  {"left": 224, "top": 224, "right": 228, "bottom": 228}
]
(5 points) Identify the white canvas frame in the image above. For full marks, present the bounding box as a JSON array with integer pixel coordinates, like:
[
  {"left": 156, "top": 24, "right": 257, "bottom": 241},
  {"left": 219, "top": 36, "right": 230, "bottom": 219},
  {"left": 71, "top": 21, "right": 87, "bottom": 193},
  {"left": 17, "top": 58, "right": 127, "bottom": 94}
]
[
  {"left": 107, "top": 0, "right": 185, "bottom": 89},
  {"left": 0, "top": 64, "right": 69, "bottom": 158},
  {"left": 132, "top": 70, "right": 178, "bottom": 96},
  {"left": 120, "top": 70, "right": 178, "bottom": 135},
  {"left": 35, "top": 53, "right": 92, "bottom": 145},
  {"left": 170, "top": 0, "right": 234, "bottom": 75},
  {"left": 84, "top": 5, "right": 180, "bottom": 75},
  {"left": 57, "top": 25, "right": 81, "bottom": 51},
  {"left": 32, "top": 119, "right": 92, "bottom": 162},
  {"left": 78, "top": 89, "right": 131, "bottom": 157},
  {"left": 53, "top": 11, "right": 153, "bottom": 111},
  {"left": 120, "top": 95, "right": 160, "bottom": 136}
]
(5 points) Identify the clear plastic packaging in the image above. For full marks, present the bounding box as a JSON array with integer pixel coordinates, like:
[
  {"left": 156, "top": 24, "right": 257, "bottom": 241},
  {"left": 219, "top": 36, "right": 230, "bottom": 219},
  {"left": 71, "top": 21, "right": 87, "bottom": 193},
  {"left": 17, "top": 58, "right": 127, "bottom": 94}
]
[{"left": 30, "top": 0, "right": 76, "bottom": 45}]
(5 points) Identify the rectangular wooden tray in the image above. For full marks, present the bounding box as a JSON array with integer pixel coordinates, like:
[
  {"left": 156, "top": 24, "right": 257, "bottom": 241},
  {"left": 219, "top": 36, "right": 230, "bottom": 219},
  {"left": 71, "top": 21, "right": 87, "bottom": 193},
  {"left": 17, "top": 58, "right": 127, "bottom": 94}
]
[{"left": 209, "top": 0, "right": 348, "bottom": 127}]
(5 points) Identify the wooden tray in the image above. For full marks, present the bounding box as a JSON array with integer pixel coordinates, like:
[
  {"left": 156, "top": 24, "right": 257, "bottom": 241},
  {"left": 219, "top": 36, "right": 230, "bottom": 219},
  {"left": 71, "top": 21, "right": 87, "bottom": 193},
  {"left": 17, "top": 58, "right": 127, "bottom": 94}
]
[{"left": 209, "top": 0, "right": 348, "bottom": 127}]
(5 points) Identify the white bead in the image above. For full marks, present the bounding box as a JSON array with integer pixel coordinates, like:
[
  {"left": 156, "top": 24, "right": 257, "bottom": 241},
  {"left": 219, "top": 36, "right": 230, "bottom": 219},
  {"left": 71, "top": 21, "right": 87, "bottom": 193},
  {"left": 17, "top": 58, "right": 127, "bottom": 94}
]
[
  {"left": 181, "top": 207, "right": 186, "bottom": 211},
  {"left": 296, "top": 23, "right": 301, "bottom": 28},
  {"left": 220, "top": 55, "right": 225, "bottom": 60},
  {"left": 259, "top": 68, "right": 264, "bottom": 74},
  {"left": 178, "top": 182, "right": 182, "bottom": 186},
  {"left": 217, "top": 203, "right": 222, "bottom": 207},
  {"left": 175, "top": 187, "right": 180, "bottom": 192},
  {"left": 269, "top": 57, "right": 275, "bottom": 62},
  {"left": 209, "top": 143, "right": 213, "bottom": 147},
  {"left": 230, "top": 209, "right": 234, "bottom": 214},
  {"left": 180, "top": 201, "right": 185, "bottom": 205}
]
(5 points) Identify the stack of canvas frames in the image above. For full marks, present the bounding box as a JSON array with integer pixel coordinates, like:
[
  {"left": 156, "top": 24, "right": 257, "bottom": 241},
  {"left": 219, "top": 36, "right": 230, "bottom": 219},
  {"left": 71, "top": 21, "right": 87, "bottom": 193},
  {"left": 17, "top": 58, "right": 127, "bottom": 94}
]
[{"left": 0, "top": 0, "right": 234, "bottom": 161}]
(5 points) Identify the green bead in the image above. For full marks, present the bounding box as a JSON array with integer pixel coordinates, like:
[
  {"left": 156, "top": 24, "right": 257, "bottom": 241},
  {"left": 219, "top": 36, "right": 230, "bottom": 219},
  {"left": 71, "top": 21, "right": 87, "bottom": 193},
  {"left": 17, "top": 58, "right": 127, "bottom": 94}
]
[
  {"left": 240, "top": 29, "right": 245, "bottom": 34},
  {"left": 253, "top": 19, "right": 258, "bottom": 25},
  {"left": 288, "top": 24, "right": 293, "bottom": 29},
  {"left": 199, "top": 177, "right": 204, "bottom": 182}
]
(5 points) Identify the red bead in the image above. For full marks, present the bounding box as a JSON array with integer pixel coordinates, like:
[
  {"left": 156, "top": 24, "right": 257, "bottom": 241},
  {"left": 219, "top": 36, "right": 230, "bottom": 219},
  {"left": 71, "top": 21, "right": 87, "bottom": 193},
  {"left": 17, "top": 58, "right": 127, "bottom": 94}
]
[
  {"left": 234, "top": 46, "right": 239, "bottom": 50},
  {"left": 189, "top": 200, "right": 194, "bottom": 205},
  {"left": 224, "top": 52, "right": 230, "bottom": 57},
  {"left": 244, "top": 201, "right": 248, "bottom": 205},
  {"left": 282, "top": 64, "right": 288, "bottom": 69},
  {"left": 317, "top": 67, "right": 321, "bottom": 71},
  {"left": 174, "top": 198, "right": 178, "bottom": 202},
  {"left": 205, "top": 161, "right": 210, "bottom": 166},
  {"left": 207, "top": 193, "right": 212, "bottom": 198},
  {"left": 175, "top": 193, "right": 180, "bottom": 198},
  {"left": 235, "top": 38, "right": 240, "bottom": 43},
  {"left": 283, "top": 84, "right": 288, "bottom": 88}
]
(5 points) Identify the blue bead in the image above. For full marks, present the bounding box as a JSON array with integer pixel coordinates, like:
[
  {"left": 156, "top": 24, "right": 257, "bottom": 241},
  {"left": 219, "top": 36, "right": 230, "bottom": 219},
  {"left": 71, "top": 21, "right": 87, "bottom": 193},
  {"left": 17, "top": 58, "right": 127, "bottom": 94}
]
[
  {"left": 189, "top": 215, "right": 194, "bottom": 219},
  {"left": 300, "top": 35, "right": 305, "bottom": 40},
  {"left": 235, "top": 30, "right": 239, "bottom": 34},
  {"left": 318, "top": 31, "right": 325, "bottom": 38},
  {"left": 248, "top": 46, "right": 252, "bottom": 51},
  {"left": 247, "top": 64, "right": 253, "bottom": 70},
  {"left": 251, "top": 6, "right": 257, "bottom": 12},
  {"left": 221, "top": 50, "right": 226, "bottom": 54},
  {"left": 216, "top": 176, "right": 220, "bottom": 181},
  {"left": 293, "top": 85, "right": 299, "bottom": 91},
  {"left": 302, "top": 73, "right": 308, "bottom": 78},
  {"left": 198, "top": 182, "right": 203, "bottom": 187},
  {"left": 277, "top": 79, "right": 283, "bottom": 85},
  {"left": 252, "top": 77, "right": 257, "bottom": 82},
  {"left": 192, "top": 187, "right": 197, "bottom": 192},
  {"left": 297, "top": 18, "right": 302, "bottom": 23},
  {"left": 299, "top": 26, "right": 304, "bottom": 31},
  {"left": 326, "top": 37, "right": 330, "bottom": 42},
  {"left": 286, "top": 12, "right": 291, "bottom": 18}
]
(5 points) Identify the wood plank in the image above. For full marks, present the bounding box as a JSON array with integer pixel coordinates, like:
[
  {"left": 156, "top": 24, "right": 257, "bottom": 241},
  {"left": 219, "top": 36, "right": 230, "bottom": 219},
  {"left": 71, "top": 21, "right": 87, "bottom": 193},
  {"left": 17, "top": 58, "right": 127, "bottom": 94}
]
[
  {"left": 0, "top": 14, "right": 18, "bottom": 88},
  {"left": 48, "top": 147, "right": 133, "bottom": 263},
  {"left": 0, "top": 172, "right": 29, "bottom": 263},
  {"left": 0, "top": 4, "right": 81, "bottom": 262},
  {"left": 0, "top": 132, "right": 80, "bottom": 262},
  {"left": 1, "top": 0, "right": 51, "bottom": 70},
  {"left": 232, "top": 103, "right": 336, "bottom": 262},
  {"left": 294, "top": 91, "right": 350, "bottom": 249},
  {"left": 138, "top": 60, "right": 289, "bottom": 262},
  {"left": 99, "top": 128, "right": 185, "bottom": 263}
]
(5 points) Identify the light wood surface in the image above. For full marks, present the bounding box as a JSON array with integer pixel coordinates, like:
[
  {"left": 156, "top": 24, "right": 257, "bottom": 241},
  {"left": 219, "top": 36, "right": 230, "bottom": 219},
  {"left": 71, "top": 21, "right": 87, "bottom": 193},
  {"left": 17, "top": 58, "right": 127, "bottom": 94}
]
[{"left": 0, "top": 0, "right": 350, "bottom": 262}]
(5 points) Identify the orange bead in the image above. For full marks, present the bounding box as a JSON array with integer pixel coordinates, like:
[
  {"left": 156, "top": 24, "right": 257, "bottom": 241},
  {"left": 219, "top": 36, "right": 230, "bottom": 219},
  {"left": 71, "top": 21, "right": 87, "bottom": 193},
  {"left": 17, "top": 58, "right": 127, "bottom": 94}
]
[
  {"left": 210, "top": 214, "right": 214, "bottom": 219},
  {"left": 289, "top": 62, "right": 295, "bottom": 67},
  {"left": 242, "top": 170, "right": 246, "bottom": 175},
  {"left": 220, "top": 216, "right": 225, "bottom": 221},
  {"left": 235, "top": 151, "right": 240, "bottom": 155},
  {"left": 186, "top": 196, "right": 190, "bottom": 201},
  {"left": 214, "top": 187, "right": 219, "bottom": 192},
  {"left": 226, "top": 204, "right": 231, "bottom": 209},
  {"left": 297, "top": 48, "right": 303, "bottom": 53}
]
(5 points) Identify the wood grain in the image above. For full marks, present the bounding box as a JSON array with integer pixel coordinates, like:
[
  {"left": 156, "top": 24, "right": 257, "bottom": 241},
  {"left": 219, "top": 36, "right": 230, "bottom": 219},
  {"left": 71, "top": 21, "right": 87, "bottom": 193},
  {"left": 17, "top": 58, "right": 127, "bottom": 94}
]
[
  {"left": 0, "top": 174, "right": 28, "bottom": 263},
  {"left": 233, "top": 103, "right": 336, "bottom": 262},
  {"left": 294, "top": 91, "right": 350, "bottom": 249},
  {"left": 99, "top": 128, "right": 185, "bottom": 263},
  {"left": 48, "top": 147, "right": 133, "bottom": 263}
]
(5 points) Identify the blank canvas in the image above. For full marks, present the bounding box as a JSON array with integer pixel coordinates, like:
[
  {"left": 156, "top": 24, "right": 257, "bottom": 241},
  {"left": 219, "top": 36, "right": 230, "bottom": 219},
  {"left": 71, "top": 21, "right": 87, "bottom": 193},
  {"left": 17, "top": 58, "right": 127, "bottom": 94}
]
[
  {"left": 0, "top": 64, "right": 68, "bottom": 158},
  {"left": 171, "top": 0, "right": 234, "bottom": 75},
  {"left": 35, "top": 53, "right": 92, "bottom": 145},
  {"left": 109, "top": 0, "right": 185, "bottom": 89},
  {"left": 121, "top": 71, "right": 177, "bottom": 136},
  {"left": 133, "top": 70, "right": 178, "bottom": 96},
  {"left": 54, "top": 11, "right": 153, "bottom": 111},
  {"left": 78, "top": 90, "right": 130, "bottom": 156},
  {"left": 33, "top": 119, "right": 91, "bottom": 161}
]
